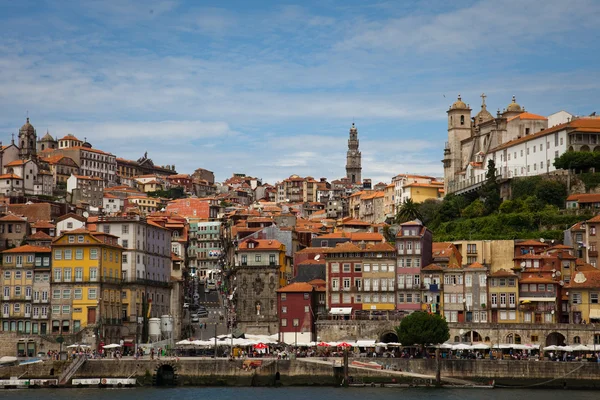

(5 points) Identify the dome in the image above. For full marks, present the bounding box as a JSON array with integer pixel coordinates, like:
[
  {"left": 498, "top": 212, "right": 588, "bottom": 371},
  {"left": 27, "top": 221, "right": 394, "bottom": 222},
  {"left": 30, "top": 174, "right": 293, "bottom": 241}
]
[
  {"left": 40, "top": 131, "right": 55, "bottom": 142},
  {"left": 506, "top": 95, "right": 523, "bottom": 112},
  {"left": 19, "top": 117, "right": 35, "bottom": 135},
  {"left": 450, "top": 94, "right": 468, "bottom": 110},
  {"left": 475, "top": 108, "right": 494, "bottom": 123}
]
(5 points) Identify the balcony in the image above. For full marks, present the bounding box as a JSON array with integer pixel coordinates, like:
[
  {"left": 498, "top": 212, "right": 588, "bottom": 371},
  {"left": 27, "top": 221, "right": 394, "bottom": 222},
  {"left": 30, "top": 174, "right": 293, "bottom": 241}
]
[
  {"left": 32, "top": 314, "right": 39, "bottom": 319},
  {"left": 33, "top": 298, "right": 40, "bottom": 303},
  {"left": 25, "top": 295, "right": 31, "bottom": 301},
  {"left": 2, "top": 296, "right": 9, "bottom": 301},
  {"left": 41, "top": 298, "right": 49, "bottom": 303},
  {"left": 24, "top": 312, "right": 31, "bottom": 318},
  {"left": 2, "top": 313, "right": 8, "bottom": 318}
]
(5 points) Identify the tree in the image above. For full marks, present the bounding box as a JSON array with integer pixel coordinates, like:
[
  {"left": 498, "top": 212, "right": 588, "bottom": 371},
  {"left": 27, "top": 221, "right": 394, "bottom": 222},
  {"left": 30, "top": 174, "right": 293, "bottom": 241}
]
[
  {"left": 478, "top": 160, "right": 501, "bottom": 215},
  {"left": 417, "top": 199, "right": 444, "bottom": 227},
  {"left": 395, "top": 312, "right": 449, "bottom": 346},
  {"left": 461, "top": 199, "right": 485, "bottom": 218},
  {"left": 395, "top": 198, "right": 423, "bottom": 224},
  {"left": 533, "top": 180, "right": 567, "bottom": 209}
]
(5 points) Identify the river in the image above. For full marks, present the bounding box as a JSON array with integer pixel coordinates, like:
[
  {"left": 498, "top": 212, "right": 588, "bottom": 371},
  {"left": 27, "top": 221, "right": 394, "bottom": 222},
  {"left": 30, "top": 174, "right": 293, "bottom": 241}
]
[{"left": 1, "top": 387, "right": 598, "bottom": 400}]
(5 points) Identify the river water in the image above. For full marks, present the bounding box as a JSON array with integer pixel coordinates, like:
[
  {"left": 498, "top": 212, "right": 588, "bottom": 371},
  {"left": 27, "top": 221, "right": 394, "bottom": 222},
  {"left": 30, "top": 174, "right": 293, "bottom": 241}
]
[{"left": 1, "top": 387, "right": 598, "bottom": 400}]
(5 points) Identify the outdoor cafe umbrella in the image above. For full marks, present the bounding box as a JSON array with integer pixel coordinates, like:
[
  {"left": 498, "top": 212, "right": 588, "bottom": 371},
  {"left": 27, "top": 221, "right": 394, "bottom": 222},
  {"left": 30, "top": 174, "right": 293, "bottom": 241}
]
[
  {"left": 102, "top": 343, "right": 121, "bottom": 349},
  {"left": 317, "top": 342, "right": 330, "bottom": 347},
  {"left": 253, "top": 342, "right": 269, "bottom": 349},
  {"left": 337, "top": 342, "right": 353, "bottom": 348}
]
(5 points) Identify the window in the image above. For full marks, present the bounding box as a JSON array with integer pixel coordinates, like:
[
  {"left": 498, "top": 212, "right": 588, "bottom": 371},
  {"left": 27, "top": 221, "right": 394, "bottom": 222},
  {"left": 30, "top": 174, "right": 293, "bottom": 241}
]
[
  {"left": 572, "top": 293, "right": 582, "bottom": 304},
  {"left": 491, "top": 293, "right": 497, "bottom": 306},
  {"left": 90, "top": 249, "right": 98, "bottom": 259},
  {"left": 363, "top": 264, "right": 370, "bottom": 272},
  {"left": 354, "top": 263, "right": 362, "bottom": 272},
  {"left": 52, "top": 305, "right": 60, "bottom": 315},
  {"left": 68, "top": 235, "right": 75, "bottom": 243},
  {"left": 64, "top": 268, "right": 72, "bottom": 282},
  {"left": 90, "top": 268, "right": 97, "bottom": 281},
  {"left": 343, "top": 263, "right": 351, "bottom": 273},
  {"left": 331, "top": 278, "right": 339, "bottom": 291},
  {"left": 331, "top": 293, "right": 340, "bottom": 304},
  {"left": 54, "top": 250, "right": 62, "bottom": 260},
  {"left": 343, "top": 278, "right": 351, "bottom": 290},
  {"left": 15, "top": 271, "right": 21, "bottom": 279},
  {"left": 62, "top": 289, "right": 71, "bottom": 299},
  {"left": 3, "top": 271, "right": 9, "bottom": 280},
  {"left": 591, "top": 293, "right": 599, "bottom": 304},
  {"left": 465, "top": 274, "right": 472, "bottom": 287},
  {"left": 75, "top": 249, "right": 83, "bottom": 260},
  {"left": 74, "top": 289, "right": 82, "bottom": 300},
  {"left": 62, "top": 306, "right": 70, "bottom": 314},
  {"left": 398, "top": 293, "right": 404, "bottom": 303},
  {"left": 293, "top": 319, "right": 299, "bottom": 327},
  {"left": 282, "top": 306, "right": 287, "bottom": 314},
  {"left": 53, "top": 289, "right": 61, "bottom": 300},
  {"left": 254, "top": 255, "right": 261, "bottom": 262},
  {"left": 54, "top": 269, "right": 61, "bottom": 282},
  {"left": 26, "top": 271, "right": 32, "bottom": 279},
  {"left": 331, "top": 263, "right": 339, "bottom": 273},
  {"left": 122, "top": 225, "right": 129, "bottom": 234},
  {"left": 64, "top": 250, "right": 72, "bottom": 260},
  {"left": 500, "top": 293, "right": 506, "bottom": 307},
  {"left": 88, "top": 289, "right": 97, "bottom": 299},
  {"left": 281, "top": 319, "right": 287, "bottom": 327},
  {"left": 122, "top": 240, "right": 128, "bottom": 248},
  {"left": 509, "top": 293, "right": 515, "bottom": 307}
]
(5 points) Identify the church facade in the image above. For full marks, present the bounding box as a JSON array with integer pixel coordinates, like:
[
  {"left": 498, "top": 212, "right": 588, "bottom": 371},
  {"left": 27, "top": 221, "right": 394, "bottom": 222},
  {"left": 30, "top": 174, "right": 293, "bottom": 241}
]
[{"left": 441, "top": 94, "right": 599, "bottom": 196}]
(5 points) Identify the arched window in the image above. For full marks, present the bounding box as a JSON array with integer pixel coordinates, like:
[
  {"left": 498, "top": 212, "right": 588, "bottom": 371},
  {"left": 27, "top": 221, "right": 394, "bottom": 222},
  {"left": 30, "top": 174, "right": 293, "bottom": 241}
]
[
  {"left": 460, "top": 115, "right": 465, "bottom": 125},
  {"left": 573, "top": 336, "right": 581, "bottom": 344}
]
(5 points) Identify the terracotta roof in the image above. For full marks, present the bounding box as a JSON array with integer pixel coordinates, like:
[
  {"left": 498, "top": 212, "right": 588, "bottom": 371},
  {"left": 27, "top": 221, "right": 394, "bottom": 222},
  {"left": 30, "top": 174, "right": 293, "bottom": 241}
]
[
  {"left": 492, "top": 118, "right": 600, "bottom": 152},
  {"left": 316, "top": 232, "right": 384, "bottom": 242},
  {"left": 421, "top": 263, "right": 444, "bottom": 271},
  {"left": 238, "top": 239, "right": 283, "bottom": 251},
  {"left": 2, "top": 245, "right": 51, "bottom": 253},
  {"left": 0, "top": 172, "right": 22, "bottom": 179},
  {"left": 73, "top": 175, "right": 103, "bottom": 181},
  {"left": 432, "top": 242, "right": 454, "bottom": 257},
  {"left": 507, "top": 112, "right": 548, "bottom": 122},
  {"left": 58, "top": 134, "right": 82, "bottom": 141},
  {"left": 295, "top": 247, "right": 324, "bottom": 254},
  {"left": 490, "top": 269, "right": 517, "bottom": 277},
  {"left": 297, "top": 259, "right": 325, "bottom": 265},
  {"left": 5, "top": 160, "right": 29, "bottom": 167},
  {"left": 324, "top": 241, "right": 362, "bottom": 253},
  {"left": 565, "top": 271, "right": 600, "bottom": 289},
  {"left": 519, "top": 275, "right": 556, "bottom": 284},
  {"left": 467, "top": 261, "right": 485, "bottom": 269},
  {"left": 276, "top": 282, "right": 314, "bottom": 293},
  {"left": 171, "top": 252, "right": 183, "bottom": 262},
  {"left": 31, "top": 220, "right": 55, "bottom": 229},
  {"left": 27, "top": 231, "right": 53, "bottom": 240},
  {"left": 404, "top": 182, "right": 444, "bottom": 189},
  {"left": 0, "top": 214, "right": 26, "bottom": 222},
  {"left": 56, "top": 213, "right": 87, "bottom": 223},
  {"left": 516, "top": 240, "right": 548, "bottom": 247},
  {"left": 566, "top": 193, "right": 600, "bottom": 203}
]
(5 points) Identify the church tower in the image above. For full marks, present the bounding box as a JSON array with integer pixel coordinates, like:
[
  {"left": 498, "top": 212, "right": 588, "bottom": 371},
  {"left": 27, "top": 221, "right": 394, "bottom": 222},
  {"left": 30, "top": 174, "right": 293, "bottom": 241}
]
[
  {"left": 18, "top": 117, "right": 37, "bottom": 159},
  {"left": 346, "top": 122, "right": 362, "bottom": 184},
  {"left": 443, "top": 95, "right": 472, "bottom": 194}
]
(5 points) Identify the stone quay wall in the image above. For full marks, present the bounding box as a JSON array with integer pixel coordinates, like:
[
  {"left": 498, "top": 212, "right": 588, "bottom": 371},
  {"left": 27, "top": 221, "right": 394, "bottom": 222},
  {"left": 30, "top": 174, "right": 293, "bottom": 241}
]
[{"left": 2, "top": 358, "right": 600, "bottom": 388}]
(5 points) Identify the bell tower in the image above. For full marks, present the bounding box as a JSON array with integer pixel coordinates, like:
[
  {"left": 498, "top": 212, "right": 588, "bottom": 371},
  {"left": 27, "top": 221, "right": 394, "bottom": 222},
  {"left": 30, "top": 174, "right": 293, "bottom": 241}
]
[
  {"left": 443, "top": 95, "right": 472, "bottom": 193},
  {"left": 18, "top": 117, "right": 37, "bottom": 159},
  {"left": 346, "top": 123, "right": 362, "bottom": 184}
]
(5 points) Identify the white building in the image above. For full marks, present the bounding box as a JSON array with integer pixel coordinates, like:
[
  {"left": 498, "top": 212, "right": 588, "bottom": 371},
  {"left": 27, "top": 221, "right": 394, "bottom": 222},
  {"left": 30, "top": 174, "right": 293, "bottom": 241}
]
[{"left": 55, "top": 213, "right": 87, "bottom": 236}]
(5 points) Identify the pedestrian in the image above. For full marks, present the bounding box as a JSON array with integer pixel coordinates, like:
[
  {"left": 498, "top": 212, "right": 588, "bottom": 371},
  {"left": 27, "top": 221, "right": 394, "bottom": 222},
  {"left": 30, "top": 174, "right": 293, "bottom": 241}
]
[{"left": 151, "top": 348, "right": 155, "bottom": 360}]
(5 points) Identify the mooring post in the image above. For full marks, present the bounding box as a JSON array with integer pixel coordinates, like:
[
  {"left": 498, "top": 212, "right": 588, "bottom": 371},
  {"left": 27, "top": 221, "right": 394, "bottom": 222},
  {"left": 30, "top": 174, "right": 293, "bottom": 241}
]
[{"left": 435, "top": 348, "right": 441, "bottom": 387}]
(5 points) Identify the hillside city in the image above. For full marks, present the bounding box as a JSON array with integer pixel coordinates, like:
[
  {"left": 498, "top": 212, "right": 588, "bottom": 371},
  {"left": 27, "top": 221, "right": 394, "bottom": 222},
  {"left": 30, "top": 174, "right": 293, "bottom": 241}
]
[{"left": 2, "top": 94, "right": 600, "bottom": 357}]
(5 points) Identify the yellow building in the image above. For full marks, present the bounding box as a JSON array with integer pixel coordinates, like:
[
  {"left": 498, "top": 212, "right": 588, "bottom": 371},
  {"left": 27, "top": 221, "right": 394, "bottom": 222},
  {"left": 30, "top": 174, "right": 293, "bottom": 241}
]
[
  {"left": 1, "top": 245, "right": 52, "bottom": 346},
  {"left": 127, "top": 196, "right": 159, "bottom": 214},
  {"left": 566, "top": 270, "right": 600, "bottom": 324},
  {"left": 51, "top": 229, "right": 123, "bottom": 345},
  {"left": 402, "top": 181, "right": 444, "bottom": 203},
  {"left": 451, "top": 240, "right": 514, "bottom": 273}
]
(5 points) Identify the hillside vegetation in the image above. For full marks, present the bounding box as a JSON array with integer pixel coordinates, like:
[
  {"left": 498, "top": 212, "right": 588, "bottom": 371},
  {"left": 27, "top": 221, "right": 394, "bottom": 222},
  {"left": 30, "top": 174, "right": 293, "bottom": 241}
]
[{"left": 395, "top": 161, "right": 591, "bottom": 241}]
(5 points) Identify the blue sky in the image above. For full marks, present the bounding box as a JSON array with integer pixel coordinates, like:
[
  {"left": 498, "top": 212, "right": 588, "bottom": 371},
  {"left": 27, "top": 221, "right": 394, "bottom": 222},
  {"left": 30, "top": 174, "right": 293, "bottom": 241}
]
[{"left": 0, "top": 1, "right": 599, "bottom": 184}]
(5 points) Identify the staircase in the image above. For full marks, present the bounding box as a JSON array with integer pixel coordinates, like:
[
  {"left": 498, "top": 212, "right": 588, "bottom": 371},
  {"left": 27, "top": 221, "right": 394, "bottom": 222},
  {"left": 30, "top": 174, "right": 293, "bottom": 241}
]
[{"left": 58, "top": 356, "right": 86, "bottom": 385}]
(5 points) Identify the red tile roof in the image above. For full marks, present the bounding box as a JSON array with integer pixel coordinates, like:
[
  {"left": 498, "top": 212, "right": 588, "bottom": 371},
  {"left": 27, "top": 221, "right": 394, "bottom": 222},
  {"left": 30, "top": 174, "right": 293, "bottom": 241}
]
[
  {"left": 276, "top": 282, "right": 314, "bottom": 293},
  {"left": 238, "top": 239, "right": 283, "bottom": 251},
  {"left": 3, "top": 245, "right": 51, "bottom": 253}
]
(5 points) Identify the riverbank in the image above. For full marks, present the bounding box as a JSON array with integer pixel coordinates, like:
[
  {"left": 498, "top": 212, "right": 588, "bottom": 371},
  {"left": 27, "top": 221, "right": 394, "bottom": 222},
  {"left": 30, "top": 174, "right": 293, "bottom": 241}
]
[{"left": 1, "top": 358, "right": 600, "bottom": 389}]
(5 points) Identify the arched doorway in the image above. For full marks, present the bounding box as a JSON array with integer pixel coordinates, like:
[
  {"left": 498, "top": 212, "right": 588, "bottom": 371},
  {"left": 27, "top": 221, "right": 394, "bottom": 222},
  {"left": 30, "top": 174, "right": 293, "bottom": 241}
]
[
  {"left": 506, "top": 333, "right": 522, "bottom": 344},
  {"left": 546, "top": 332, "right": 566, "bottom": 346},
  {"left": 379, "top": 331, "right": 399, "bottom": 343},
  {"left": 461, "top": 331, "right": 482, "bottom": 342},
  {"left": 581, "top": 145, "right": 591, "bottom": 152},
  {"left": 155, "top": 364, "right": 177, "bottom": 386}
]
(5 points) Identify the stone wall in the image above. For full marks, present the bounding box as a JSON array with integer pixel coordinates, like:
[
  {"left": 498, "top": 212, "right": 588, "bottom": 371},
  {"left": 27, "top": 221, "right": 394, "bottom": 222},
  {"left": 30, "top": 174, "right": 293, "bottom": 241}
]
[
  {"left": 316, "top": 320, "right": 399, "bottom": 341},
  {"left": 3, "top": 358, "right": 600, "bottom": 388}
]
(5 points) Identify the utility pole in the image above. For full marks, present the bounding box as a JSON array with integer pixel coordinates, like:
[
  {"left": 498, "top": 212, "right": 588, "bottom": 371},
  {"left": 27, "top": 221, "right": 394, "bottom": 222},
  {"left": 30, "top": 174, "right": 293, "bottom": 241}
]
[{"left": 214, "top": 323, "right": 217, "bottom": 359}]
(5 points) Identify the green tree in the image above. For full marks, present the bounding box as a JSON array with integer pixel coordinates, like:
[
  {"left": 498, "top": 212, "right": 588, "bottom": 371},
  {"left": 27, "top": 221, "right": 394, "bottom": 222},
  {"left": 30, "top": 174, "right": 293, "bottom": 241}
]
[
  {"left": 395, "top": 198, "right": 423, "bottom": 224},
  {"left": 395, "top": 312, "right": 450, "bottom": 346},
  {"left": 533, "top": 180, "right": 567, "bottom": 209},
  {"left": 478, "top": 160, "right": 501, "bottom": 215},
  {"left": 417, "top": 199, "right": 444, "bottom": 227},
  {"left": 461, "top": 199, "right": 485, "bottom": 218}
]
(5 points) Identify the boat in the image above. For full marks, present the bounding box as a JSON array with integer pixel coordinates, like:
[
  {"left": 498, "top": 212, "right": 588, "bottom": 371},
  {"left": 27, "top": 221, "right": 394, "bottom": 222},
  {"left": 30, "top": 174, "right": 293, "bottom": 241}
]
[
  {"left": 0, "top": 356, "right": 18, "bottom": 367},
  {"left": 71, "top": 378, "right": 137, "bottom": 387}
]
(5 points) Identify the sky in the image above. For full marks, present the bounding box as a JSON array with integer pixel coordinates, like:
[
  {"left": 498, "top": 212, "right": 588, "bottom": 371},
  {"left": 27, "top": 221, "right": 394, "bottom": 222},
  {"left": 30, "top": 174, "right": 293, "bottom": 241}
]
[{"left": 0, "top": 1, "right": 599, "bottom": 184}]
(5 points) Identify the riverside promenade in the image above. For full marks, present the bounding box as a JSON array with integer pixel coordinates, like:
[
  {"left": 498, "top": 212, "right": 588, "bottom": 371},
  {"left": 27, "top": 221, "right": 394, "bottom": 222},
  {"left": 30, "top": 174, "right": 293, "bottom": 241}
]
[{"left": 2, "top": 357, "right": 600, "bottom": 388}]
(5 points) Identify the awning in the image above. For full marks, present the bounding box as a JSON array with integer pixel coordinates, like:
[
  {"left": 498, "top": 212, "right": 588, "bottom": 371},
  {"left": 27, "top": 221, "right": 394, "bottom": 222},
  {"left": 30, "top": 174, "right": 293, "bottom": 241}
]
[
  {"left": 330, "top": 307, "right": 353, "bottom": 315},
  {"left": 520, "top": 297, "right": 556, "bottom": 302},
  {"left": 589, "top": 309, "right": 600, "bottom": 320}
]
